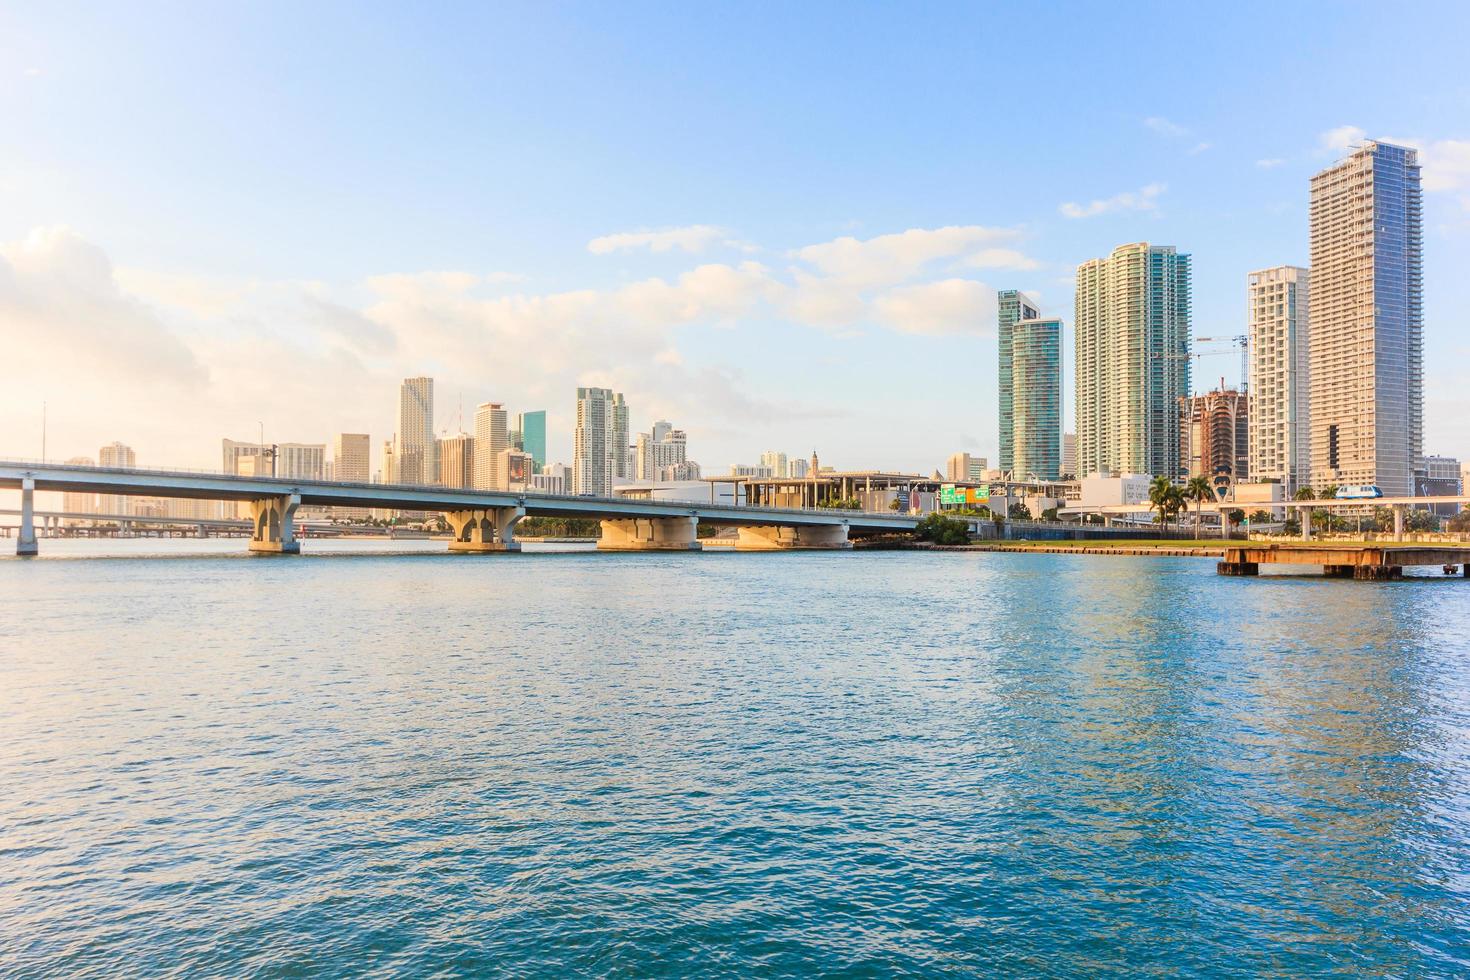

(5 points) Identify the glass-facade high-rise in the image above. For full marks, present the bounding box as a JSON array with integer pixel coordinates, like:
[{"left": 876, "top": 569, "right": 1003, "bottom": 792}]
[
  {"left": 1308, "top": 140, "right": 1422, "bottom": 496},
  {"left": 396, "top": 376, "right": 435, "bottom": 485},
  {"left": 1074, "top": 243, "right": 1191, "bottom": 478},
  {"left": 1010, "top": 317, "right": 1062, "bottom": 480},
  {"left": 516, "top": 411, "right": 547, "bottom": 471},
  {"left": 996, "top": 290, "right": 1040, "bottom": 474}
]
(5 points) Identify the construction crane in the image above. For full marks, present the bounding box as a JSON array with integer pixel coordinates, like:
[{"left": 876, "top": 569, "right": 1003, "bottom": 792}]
[{"left": 1153, "top": 335, "right": 1248, "bottom": 392}]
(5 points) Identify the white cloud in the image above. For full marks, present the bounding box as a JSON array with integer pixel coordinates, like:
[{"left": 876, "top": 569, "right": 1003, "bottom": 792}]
[
  {"left": 1144, "top": 116, "right": 1189, "bottom": 138},
  {"left": 1059, "top": 183, "right": 1165, "bottom": 219},
  {"left": 0, "top": 227, "right": 205, "bottom": 386},
  {"left": 961, "top": 248, "right": 1040, "bottom": 271},
  {"left": 872, "top": 279, "right": 997, "bottom": 336},
  {"left": 587, "top": 225, "right": 753, "bottom": 255},
  {"left": 1256, "top": 158, "right": 1285, "bottom": 169},
  {"left": 1395, "top": 138, "right": 1470, "bottom": 193},
  {"left": 1188, "top": 141, "right": 1211, "bottom": 155},
  {"left": 1318, "top": 125, "right": 1366, "bottom": 156},
  {"left": 792, "top": 225, "right": 1023, "bottom": 287}
]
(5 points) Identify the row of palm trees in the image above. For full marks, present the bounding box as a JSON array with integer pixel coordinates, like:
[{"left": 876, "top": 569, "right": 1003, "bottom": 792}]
[{"left": 1148, "top": 474, "right": 1218, "bottom": 538}]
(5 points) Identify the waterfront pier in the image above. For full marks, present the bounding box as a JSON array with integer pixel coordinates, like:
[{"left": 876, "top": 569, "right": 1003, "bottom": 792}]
[{"left": 1218, "top": 544, "right": 1470, "bottom": 579}]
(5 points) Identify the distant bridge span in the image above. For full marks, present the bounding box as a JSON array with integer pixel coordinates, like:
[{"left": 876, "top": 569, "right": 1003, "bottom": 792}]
[{"left": 0, "top": 460, "right": 925, "bottom": 556}]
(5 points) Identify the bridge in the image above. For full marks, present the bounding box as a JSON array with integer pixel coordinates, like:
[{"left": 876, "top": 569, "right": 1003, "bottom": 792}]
[{"left": 0, "top": 460, "right": 926, "bottom": 556}]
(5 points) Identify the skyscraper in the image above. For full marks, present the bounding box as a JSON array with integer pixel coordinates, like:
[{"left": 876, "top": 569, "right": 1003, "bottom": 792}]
[
  {"left": 1179, "top": 385, "right": 1249, "bottom": 483},
  {"left": 437, "top": 433, "right": 475, "bottom": 489},
  {"left": 1247, "top": 266, "right": 1311, "bottom": 495},
  {"left": 332, "top": 433, "right": 371, "bottom": 519},
  {"left": 332, "top": 434, "right": 371, "bottom": 484},
  {"left": 473, "top": 403, "right": 508, "bottom": 490},
  {"left": 1011, "top": 316, "right": 1062, "bottom": 480},
  {"left": 1074, "top": 243, "right": 1192, "bottom": 478},
  {"left": 1308, "top": 140, "right": 1422, "bottom": 496},
  {"left": 573, "top": 387, "right": 628, "bottom": 496},
  {"left": 63, "top": 456, "right": 96, "bottom": 518},
  {"left": 98, "top": 441, "right": 136, "bottom": 515},
  {"left": 397, "top": 376, "right": 435, "bottom": 485},
  {"left": 516, "top": 411, "right": 547, "bottom": 470},
  {"left": 997, "top": 289, "right": 1041, "bottom": 474},
  {"left": 760, "top": 450, "right": 789, "bottom": 479},
  {"left": 636, "top": 422, "right": 688, "bottom": 481},
  {"left": 944, "top": 452, "right": 986, "bottom": 483}
]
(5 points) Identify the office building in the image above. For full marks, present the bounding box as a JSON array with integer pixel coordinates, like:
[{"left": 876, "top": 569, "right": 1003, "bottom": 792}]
[
  {"left": 62, "top": 456, "right": 96, "bottom": 520},
  {"left": 532, "top": 462, "right": 571, "bottom": 496},
  {"left": 1011, "top": 317, "right": 1062, "bottom": 480},
  {"left": 329, "top": 434, "right": 371, "bottom": 519},
  {"left": 516, "top": 411, "right": 547, "bottom": 470},
  {"left": 997, "top": 290, "right": 1041, "bottom": 474},
  {"left": 380, "top": 439, "right": 397, "bottom": 485},
  {"left": 788, "top": 458, "right": 809, "bottom": 479},
  {"left": 437, "top": 433, "right": 475, "bottom": 489},
  {"left": 397, "top": 376, "right": 435, "bottom": 485},
  {"left": 1075, "top": 243, "right": 1192, "bottom": 478},
  {"left": 760, "top": 451, "right": 789, "bottom": 479},
  {"left": 222, "top": 438, "right": 268, "bottom": 476},
  {"left": 1308, "top": 140, "right": 1422, "bottom": 497},
  {"left": 661, "top": 461, "right": 702, "bottom": 481},
  {"left": 1418, "top": 455, "right": 1462, "bottom": 516},
  {"left": 1061, "top": 433, "right": 1077, "bottom": 479},
  {"left": 573, "top": 387, "right": 628, "bottom": 496},
  {"left": 498, "top": 449, "right": 536, "bottom": 491},
  {"left": 275, "top": 443, "right": 325, "bottom": 481},
  {"left": 945, "top": 453, "right": 987, "bottom": 483},
  {"left": 1179, "top": 384, "right": 1249, "bottom": 484},
  {"left": 98, "top": 441, "right": 136, "bottom": 515},
  {"left": 1247, "top": 266, "right": 1311, "bottom": 495},
  {"left": 636, "top": 422, "right": 688, "bottom": 482},
  {"left": 473, "top": 402, "right": 509, "bottom": 490}
]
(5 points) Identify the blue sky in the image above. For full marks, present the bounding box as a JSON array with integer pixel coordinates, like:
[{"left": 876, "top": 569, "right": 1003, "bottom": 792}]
[{"left": 2, "top": 1, "right": 1468, "bottom": 473}]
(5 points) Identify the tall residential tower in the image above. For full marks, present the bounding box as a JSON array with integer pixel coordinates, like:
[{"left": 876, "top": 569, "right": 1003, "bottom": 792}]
[
  {"left": 1308, "top": 140, "right": 1422, "bottom": 496},
  {"left": 573, "top": 387, "right": 629, "bottom": 496},
  {"left": 1074, "top": 243, "right": 1191, "bottom": 478},
  {"left": 996, "top": 290, "right": 1040, "bottom": 474},
  {"left": 397, "top": 376, "right": 435, "bottom": 485},
  {"left": 1247, "top": 266, "right": 1310, "bottom": 494},
  {"left": 1010, "top": 316, "right": 1062, "bottom": 480}
]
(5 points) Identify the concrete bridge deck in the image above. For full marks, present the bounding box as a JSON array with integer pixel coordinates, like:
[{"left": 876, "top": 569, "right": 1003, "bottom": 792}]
[{"left": 1, "top": 459, "right": 925, "bottom": 556}]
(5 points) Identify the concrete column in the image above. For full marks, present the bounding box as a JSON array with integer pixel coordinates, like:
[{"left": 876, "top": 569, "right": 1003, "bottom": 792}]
[
  {"left": 17, "top": 477, "right": 38, "bottom": 556},
  {"left": 598, "top": 516, "right": 701, "bottom": 551},
  {"left": 1301, "top": 507, "right": 1312, "bottom": 541},
  {"left": 599, "top": 516, "right": 701, "bottom": 551},
  {"left": 247, "top": 493, "right": 301, "bottom": 554},
  {"left": 445, "top": 506, "right": 524, "bottom": 552},
  {"left": 1393, "top": 504, "right": 1406, "bottom": 543},
  {"left": 733, "top": 522, "right": 851, "bottom": 550}
]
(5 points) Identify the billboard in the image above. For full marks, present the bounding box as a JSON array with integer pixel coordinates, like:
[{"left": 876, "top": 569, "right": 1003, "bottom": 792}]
[{"left": 940, "top": 484, "right": 990, "bottom": 506}]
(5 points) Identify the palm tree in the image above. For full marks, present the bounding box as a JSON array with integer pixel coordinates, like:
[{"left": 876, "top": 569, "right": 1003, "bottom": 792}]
[
  {"left": 1148, "top": 475, "right": 1173, "bottom": 532},
  {"left": 1293, "top": 486, "right": 1316, "bottom": 501},
  {"left": 1185, "top": 475, "right": 1213, "bottom": 538}
]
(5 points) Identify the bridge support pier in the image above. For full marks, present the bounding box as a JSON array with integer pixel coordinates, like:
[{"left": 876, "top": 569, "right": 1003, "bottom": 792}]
[
  {"left": 17, "top": 478, "right": 38, "bottom": 556},
  {"left": 445, "top": 507, "right": 524, "bottom": 552},
  {"left": 598, "top": 516, "right": 700, "bottom": 551},
  {"left": 1355, "top": 565, "right": 1403, "bottom": 581},
  {"left": 734, "top": 523, "right": 851, "bottom": 550},
  {"left": 248, "top": 494, "right": 301, "bottom": 554},
  {"left": 1323, "top": 564, "right": 1355, "bottom": 578},
  {"left": 1393, "top": 504, "right": 1406, "bottom": 543}
]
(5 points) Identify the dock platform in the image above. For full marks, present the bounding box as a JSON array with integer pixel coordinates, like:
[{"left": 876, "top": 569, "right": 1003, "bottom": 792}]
[{"left": 1219, "top": 544, "right": 1470, "bottom": 580}]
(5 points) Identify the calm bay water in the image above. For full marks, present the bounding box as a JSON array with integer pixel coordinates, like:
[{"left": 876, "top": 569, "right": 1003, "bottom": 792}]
[{"left": 2, "top": 541, "right": 1469, "bottom": 977}]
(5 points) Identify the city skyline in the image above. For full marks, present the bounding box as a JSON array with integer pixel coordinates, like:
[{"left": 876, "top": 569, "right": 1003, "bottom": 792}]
[{"left": 3, "top": 4, "right": 1469, "bottom": 474}]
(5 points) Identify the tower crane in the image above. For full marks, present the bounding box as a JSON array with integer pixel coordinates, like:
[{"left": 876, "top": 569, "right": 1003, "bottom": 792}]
[{"left": 1153, "top": 335, "right": 1248, "bottom": 392}]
